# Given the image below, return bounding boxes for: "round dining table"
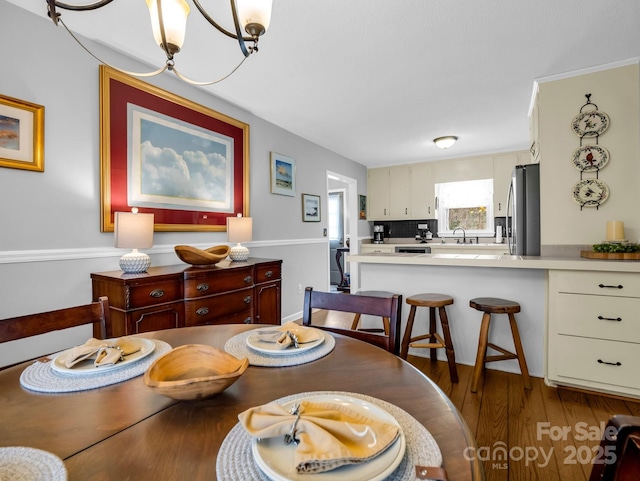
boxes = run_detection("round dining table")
[0,324,484,480]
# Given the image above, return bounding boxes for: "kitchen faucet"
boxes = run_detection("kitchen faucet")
[452,227,466,244]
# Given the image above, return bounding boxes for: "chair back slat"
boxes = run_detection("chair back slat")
[0,297,109,344]
[589,414,640,481]
[302,287,401,354]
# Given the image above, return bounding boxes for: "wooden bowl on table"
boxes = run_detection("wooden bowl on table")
[143,344,249,400]
[174,245,231,266]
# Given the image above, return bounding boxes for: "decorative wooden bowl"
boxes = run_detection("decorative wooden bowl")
[174,245,230,266]
[143,344,249,400]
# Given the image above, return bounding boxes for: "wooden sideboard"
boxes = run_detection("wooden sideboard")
[91,258,282,337]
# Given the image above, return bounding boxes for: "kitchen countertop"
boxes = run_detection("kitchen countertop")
[348,251,640,273]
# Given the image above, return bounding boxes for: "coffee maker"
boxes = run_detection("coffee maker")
[373,225,385,244]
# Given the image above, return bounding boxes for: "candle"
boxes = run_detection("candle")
[606,221,625,241]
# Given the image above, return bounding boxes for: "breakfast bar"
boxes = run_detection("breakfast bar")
[347,251,640,398]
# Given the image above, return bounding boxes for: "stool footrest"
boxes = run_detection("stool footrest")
[410,333,445,350]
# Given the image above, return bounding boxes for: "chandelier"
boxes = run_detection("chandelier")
[45,0,273,85]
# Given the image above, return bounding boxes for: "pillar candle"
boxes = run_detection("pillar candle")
[606,221,625,241]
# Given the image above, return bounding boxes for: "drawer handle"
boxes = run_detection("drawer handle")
[196,283,210,292]
[243,317,252,324]
[244,276,253,283]
[196,307,210,316]
[244,296,252,304]
[149,289,165,298]
[265,270,273,278]
[598,284,623,289]
[597,359,622,367]
[597,316,622,322]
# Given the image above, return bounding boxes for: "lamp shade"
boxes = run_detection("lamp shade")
[227,215,253,243]
[237,0,273,35]
[114,211,155,249]
[146,0,190,54]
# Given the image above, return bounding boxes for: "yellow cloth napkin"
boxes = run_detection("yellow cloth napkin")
[254,322,323,350]
[238,399,400,474]
[63,337,141,368]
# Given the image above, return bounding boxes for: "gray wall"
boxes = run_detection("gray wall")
[0,2,368,366]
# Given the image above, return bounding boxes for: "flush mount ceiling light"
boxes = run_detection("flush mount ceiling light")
[433,136,458,149]
[45,0,273,85]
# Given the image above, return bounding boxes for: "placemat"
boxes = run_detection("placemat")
[216,391,442,481]
[224,331,335,367]
[0,447,67,481]
[19,339,172,393]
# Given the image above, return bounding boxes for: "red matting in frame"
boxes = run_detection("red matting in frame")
[100,65,249,232]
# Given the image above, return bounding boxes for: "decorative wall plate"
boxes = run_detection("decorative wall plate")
[571,145,610,171]
[572,179,609,207]
[571,110,610,137]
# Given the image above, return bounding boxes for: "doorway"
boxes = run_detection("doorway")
[328,190,345,288]
[326,171,359,293]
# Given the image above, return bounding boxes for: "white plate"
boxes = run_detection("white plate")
[571,109,610,137]
[252,394,406,481]
[0,447,67,481]
[571,145,610,172]
[572,179,610,207]
[246,328,325,356]
[51,338,155,376]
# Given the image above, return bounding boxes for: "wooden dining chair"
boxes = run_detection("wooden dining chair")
[0,296,109,344]
[302,287,402,354]
[589,414,640,481]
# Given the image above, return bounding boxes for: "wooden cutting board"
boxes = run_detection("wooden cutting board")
[581,250,640,260]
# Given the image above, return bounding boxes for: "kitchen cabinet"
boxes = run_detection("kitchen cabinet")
[547,270,640,398]
[360,244,396,254]
[529,88,540,163]
[410,163,435,218]
[91,258,282,337]
[367,168,390,219]
[492,153,518,215]
[389,166,411,219]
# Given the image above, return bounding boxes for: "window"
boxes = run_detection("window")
[435,179,494,236]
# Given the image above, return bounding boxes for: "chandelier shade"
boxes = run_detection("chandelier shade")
[45,0,273,85]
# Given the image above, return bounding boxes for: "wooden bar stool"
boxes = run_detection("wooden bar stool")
[350,290,394,334]
[469,297,532,392]
[400,293,458,383]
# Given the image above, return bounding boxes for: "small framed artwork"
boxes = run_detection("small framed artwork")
[270,152,296,196]
[359,194,367,219]
[302,193,321,222]
[0,94,44,172]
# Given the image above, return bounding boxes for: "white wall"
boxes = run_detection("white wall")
[0,2,368,366]
[537,63,640,245]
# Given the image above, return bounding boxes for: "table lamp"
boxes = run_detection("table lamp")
[227,214,252,261]
[114,208,155,273]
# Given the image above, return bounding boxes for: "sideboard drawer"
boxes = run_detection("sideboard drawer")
[552,270,640,297]
[184,289,253,326]
[555,335,640,390]
[554,293,640,342]
[127,280,183,309]
[184,267,254,298]
[255,262,281,283]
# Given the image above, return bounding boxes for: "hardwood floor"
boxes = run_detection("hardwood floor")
[407,356,640,481]
[309,309,640,480]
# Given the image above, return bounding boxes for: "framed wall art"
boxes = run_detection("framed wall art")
[0,94,44,172]
[359,194,367,219]
[270,152,296,196]
[99,65,249,232]
[302,193,321,222]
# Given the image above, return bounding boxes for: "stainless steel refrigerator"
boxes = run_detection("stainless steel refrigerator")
[506,163,540,256]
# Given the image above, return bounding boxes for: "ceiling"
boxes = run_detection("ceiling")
[8,0,640,168]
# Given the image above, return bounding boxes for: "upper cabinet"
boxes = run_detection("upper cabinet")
[492,153,518,215]
[367,168,390,219]
[410,163,434,218]
[389,166,411,219]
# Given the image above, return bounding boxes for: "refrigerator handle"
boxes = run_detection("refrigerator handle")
[506,182,514,255]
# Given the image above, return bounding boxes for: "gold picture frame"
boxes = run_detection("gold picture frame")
[99,65,249,232]
[0,94,44,172]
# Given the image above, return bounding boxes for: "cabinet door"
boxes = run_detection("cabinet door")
[389,166,410,219]
[255,281,281,324]
[367,168,390,219]
[410,163,434,218]
[492,153,518,215]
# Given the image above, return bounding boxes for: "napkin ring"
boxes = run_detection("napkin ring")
[285,331,299,349]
